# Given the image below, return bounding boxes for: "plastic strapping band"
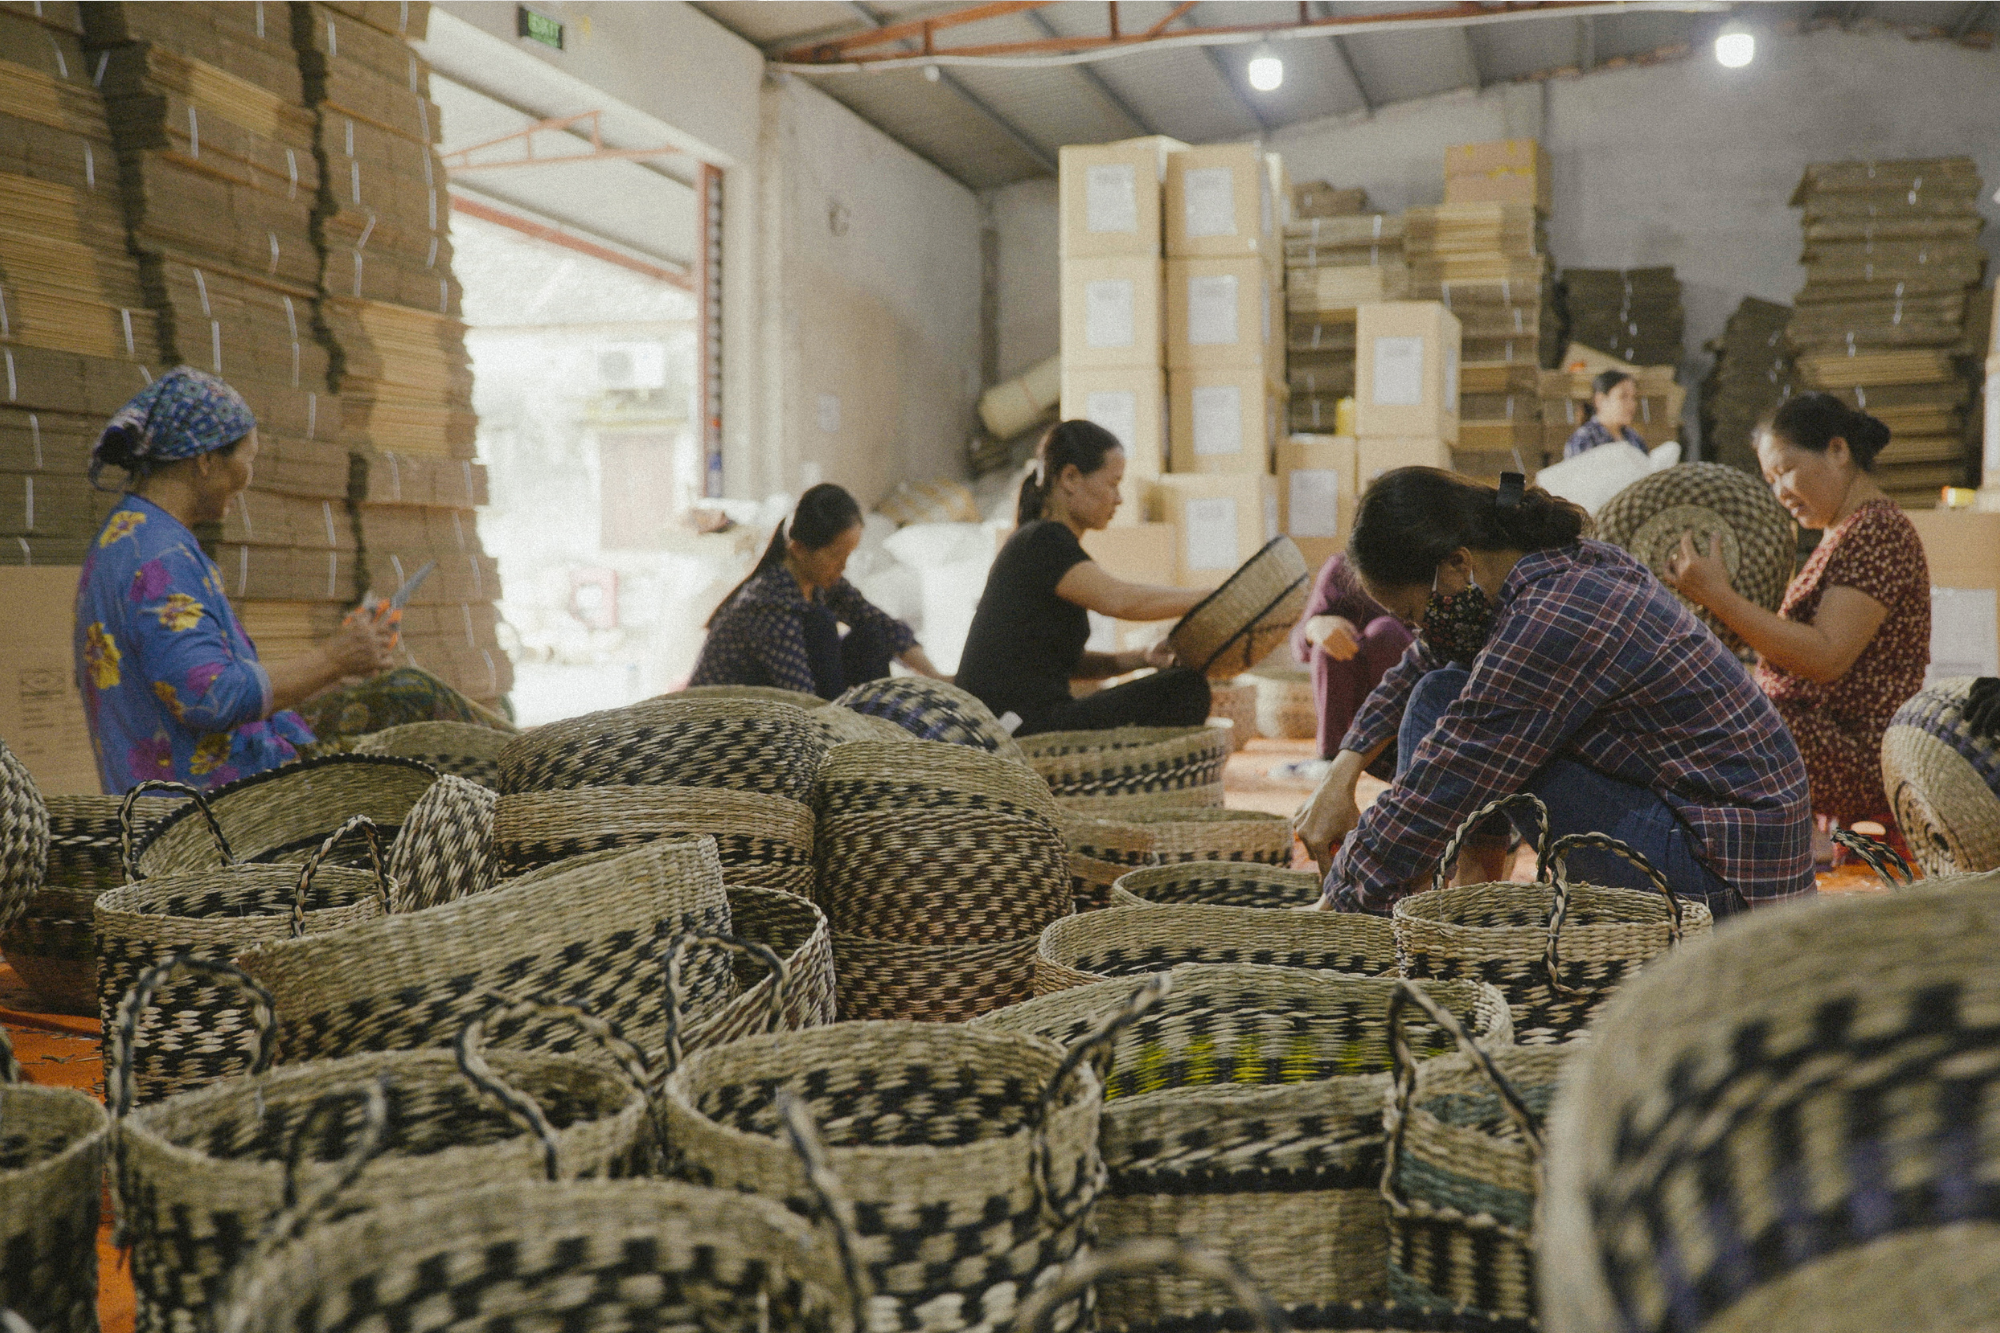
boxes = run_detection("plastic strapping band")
[462,461,474,505]
[83,142,94,189]
[286,149,297,199]
[351,160,361,205]
[92,52,106,87]
[289,339,299,388]
[470,555,483,598]
[28,414,41,469]
[357,213,376,251]
[282,296,297,340]
[326,17,337,57]
[345,117,354,158]
[121,309,134,356]
[387,453,401,501]
[188,106,199,157]
[426,236,438,269]
[0,286,10,339]
[268,231,280,275]
[210,320,222,374]
[24,475,34,530]
[327,551,338,599]
[307,392,317,440]
[193,268,211,316]
[462,602,476,646]
[44,30,66,79]
[451,510,466,550]
[237,544,249,597]
[352,251,363,297]
[323,501,337,548]
[236,492,252,539]
[255,0,264,39]
[16,537,30,565]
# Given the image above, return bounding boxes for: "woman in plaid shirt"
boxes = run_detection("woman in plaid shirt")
[1294,467,1813,916]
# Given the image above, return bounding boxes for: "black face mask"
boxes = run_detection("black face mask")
[1420,574,1493,664]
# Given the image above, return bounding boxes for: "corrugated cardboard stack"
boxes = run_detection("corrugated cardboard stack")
[1559,266,1684,368]
[293,1,507,705]
[1700,297,1793,474]
[0,2,159,565]
[1282,203,1403,436]
[1788,157,1987,508]
[79,0,355,642]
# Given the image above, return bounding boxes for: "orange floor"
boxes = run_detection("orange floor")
[10,739,1877,1324]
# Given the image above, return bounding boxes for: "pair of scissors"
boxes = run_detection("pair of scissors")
[345,559,435,649]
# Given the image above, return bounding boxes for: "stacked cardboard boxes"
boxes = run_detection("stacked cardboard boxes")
[1788,157,1987,508]
[1701,297,1794,474]
[1353,301,1460,489]
[1559,266,1685,368]
[1283,208,1403,435]
[0,3,159,565]
[292,2,506,706]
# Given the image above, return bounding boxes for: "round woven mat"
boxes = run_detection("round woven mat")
[1881,677,2000,877]
[1169,538,1311,679]
[1595,463,1794,653]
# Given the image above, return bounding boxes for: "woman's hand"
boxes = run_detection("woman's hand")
[1293,752,1364,876]
[899,645,950,681]
[1142,639,1179,671]
[325,615,397,677]
[1306,615,1360,661]
[1662,532,1732,608]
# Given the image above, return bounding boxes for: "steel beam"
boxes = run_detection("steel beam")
[845,1,1057,174]
[1022,5,1158,135]
[1953,2,1991,37]
[1460,25,1484,89]
[1315,2,1372,114]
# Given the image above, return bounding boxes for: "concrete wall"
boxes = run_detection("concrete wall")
[989,27,2000,449]
[991,177,1059,384]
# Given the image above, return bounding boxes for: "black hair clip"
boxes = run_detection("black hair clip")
[1496,472,1526,509]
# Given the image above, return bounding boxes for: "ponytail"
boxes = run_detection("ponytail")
[1763,391,1891,471]
[1348,467,1588,588]
[1018,419,1124,526]
[707,483,864,626]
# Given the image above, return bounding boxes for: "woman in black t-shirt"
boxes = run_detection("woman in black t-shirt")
[957,421,1212,736]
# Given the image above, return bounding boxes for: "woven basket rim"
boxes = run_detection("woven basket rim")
[134,753,440,866]
[93,861,385,925]
[1036,903,1394,968]
[1168,537,1311,675]
[0,1082,109,1174]
[1019,725,1229,757]
[1393,878,1713,932]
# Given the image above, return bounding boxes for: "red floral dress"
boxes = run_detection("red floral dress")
[1756,498,1930,825]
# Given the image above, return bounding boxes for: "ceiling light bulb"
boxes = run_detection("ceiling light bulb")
[1247,51,1283,92]
[1714,30,1754,68]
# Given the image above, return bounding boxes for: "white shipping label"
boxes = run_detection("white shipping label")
[1288,468,1342,538]
[1187,274,1240,346]
[1985,373,1999,480]
[1264,490,1279,542]
[1184,496,1240,571]
[1928,587,2000,683]
[1085,163,1139,234]
[1372,335,1427,407]
[1085,278,1137,348]
[1191,385,1244,456]
[1183,166,1237,238]
[1085,389,1139,453]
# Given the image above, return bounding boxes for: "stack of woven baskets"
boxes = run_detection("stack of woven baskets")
[1020,724,1234,817]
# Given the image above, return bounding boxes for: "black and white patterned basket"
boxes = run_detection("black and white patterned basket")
[352,719,511,788]
[0,737,49,933]
[384,772,498,911]
[497,696,826,800]
[834,676,1027,761]
[0,1022,109,1333]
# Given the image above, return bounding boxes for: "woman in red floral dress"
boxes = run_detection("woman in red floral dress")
[1667,393,1930,859]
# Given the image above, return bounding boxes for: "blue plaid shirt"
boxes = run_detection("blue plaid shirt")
[1330,541,1813,912]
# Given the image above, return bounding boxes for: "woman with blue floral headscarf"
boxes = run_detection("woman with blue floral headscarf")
[74,367,398,793]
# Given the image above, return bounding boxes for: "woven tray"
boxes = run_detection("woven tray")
[1881,676,2000,877]
[1168,538,1311,679]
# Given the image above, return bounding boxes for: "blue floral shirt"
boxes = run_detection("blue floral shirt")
[74,495,315,793]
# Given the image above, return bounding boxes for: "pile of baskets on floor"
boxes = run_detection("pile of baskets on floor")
[1,690,1992,1333]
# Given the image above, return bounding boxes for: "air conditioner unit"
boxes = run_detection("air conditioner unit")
[597,342,669,391]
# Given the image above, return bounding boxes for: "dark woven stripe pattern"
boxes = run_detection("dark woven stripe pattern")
[816,810,1073,943]
[497,701,825,800]
[0,1079,106,1333]
[0,740,50,934]
[1891,680,2000,791]
[831,934,1039,1022]
[834,677,1018,755]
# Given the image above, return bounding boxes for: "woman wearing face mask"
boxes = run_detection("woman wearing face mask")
[1293,467,1814,917]
[1563,369,1648,459]
[956,420,1212,736]
[1666,394,1928,859]
[691,482,945,698]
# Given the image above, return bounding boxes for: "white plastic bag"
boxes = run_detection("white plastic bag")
[1535,441,1681,515]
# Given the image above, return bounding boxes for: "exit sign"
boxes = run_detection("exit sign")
[517,6,563,49]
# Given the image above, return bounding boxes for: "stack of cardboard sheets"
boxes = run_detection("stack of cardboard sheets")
[0,2,158,565]
[1700,297,1794,474]
[1560,266,1684,368]
[1283,210,1402,434]
[1788,157,1986,506]
[292,0,506,706]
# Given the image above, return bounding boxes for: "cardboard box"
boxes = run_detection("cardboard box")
[1060,255,1163,370]
[1148,473,1280,587]
[1444,138,1552,214]
[1357,436,1453,484]
[1081,521,1176,584]
[1168,366,1281,475]
[1293,536,1344,575]
[1278,435,1357,546]
[1059,135,1186,259]
[0,566,99,795]
[1061,365,1166,497]
[1355,302,1461,442]
[1985,358,1998,490]
[1166,256,1277,371]
[1905,510,2000,679]
[1165,143,1274,260]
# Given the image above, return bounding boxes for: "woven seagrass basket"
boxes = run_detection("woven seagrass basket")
[1245,666,1319,741]
[216,1177,854,1333]
[672,683,830,709]
[1033,902,1395,995]
[1381,982,1571,1322]
[0,737,48,933]
[133,754,438,875]
[1065,808,1294,910]
[1168,538,1312,679]
[383,772,497,911]
[238,837,733,1069]
[0,793,170,1015]
[1542,872,2000,1333]
[834,675,1028,761]
[0,1022,109,1333]
[111,959,658,1333]
[976,965,1514,1326]
[1881,676,2000,877]
[1110,861,1323,910]
[1020,726,1233,815]
[1392,795,1712,1044]
[497,696,826,800]
[96,798,393,1105]
[351,719,510,788]
[811,704,919,747]
[492,783,816,893]
[664,983,1163,1333]
[1208,681,1259,751]
[680,886,838,1054]
[1595,462,1794,655]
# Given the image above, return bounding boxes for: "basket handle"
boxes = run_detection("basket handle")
[660,928,793,1077]
[1381,980,1543,1218]
[1433,793,1549,894]
[1014,1239,1285,1333]
[1033,972,1173,1227]
[1541,832,1683,999]
[777,1090,875,1333]
[109,953,277,1117]
[289,815,394,938]
[2,1310,38,1333]
[1831,828,1915,888]
[455,994,658,1182]
[120,779,234,882]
